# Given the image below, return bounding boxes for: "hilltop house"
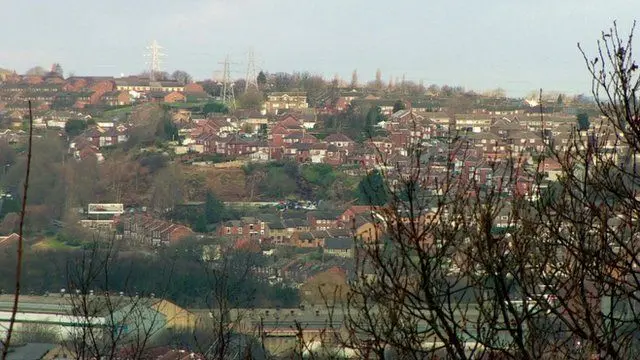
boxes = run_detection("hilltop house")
[263,92,309,115]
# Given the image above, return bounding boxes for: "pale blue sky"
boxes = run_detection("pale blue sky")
[1,0,639,96]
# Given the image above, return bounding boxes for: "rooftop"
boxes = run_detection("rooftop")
[0,294,158,317]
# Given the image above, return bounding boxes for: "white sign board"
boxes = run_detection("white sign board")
[87,203,124,215]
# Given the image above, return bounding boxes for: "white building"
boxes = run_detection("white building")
[0,294,166,342]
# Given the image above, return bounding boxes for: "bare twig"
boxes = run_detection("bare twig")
[1,101,33,359]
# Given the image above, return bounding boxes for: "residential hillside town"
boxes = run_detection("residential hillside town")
[0,63,618,358]
[4,0,640,355]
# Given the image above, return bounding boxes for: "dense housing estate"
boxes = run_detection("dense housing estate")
[0,60,628,360]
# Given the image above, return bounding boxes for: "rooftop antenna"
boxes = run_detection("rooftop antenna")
[145,40,165,81]
[245,48,259,93]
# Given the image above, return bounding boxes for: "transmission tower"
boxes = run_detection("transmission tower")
[245,49,259,92]
[145,40,165,81]
[219,55,236,110]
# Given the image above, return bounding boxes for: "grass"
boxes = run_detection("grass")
[102,105,134,119]
[162,101,212,111]
[32,237,79,250]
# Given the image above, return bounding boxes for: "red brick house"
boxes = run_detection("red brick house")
[324,133,355,155]
[101,91,131,106]
[365,136,393,154]
[291,229,351,248]
[225,135,260,156]
[63,78,88,92]
[23,76,44,85]
[283,132,317,146]
[334,97,350,112]
[218,217,269,243]
[122,215,193,247]
[309,143,328,163]
[184,83,205,93]
[307,211,341,230]
[269,125,289,147]
[194,133,218,154]
[324,145,346,166]
[283,142,312,162]
[164,91,186,103]
[339,205,373,224]
[89,80,116,105]
[277,114,301,125]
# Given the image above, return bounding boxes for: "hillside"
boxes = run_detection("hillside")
[182,165,248,201]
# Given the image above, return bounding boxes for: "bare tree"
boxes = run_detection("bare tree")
[157,245,269,360]
[1,102,33,360]
[324,21,640,360]
[61,237,169,360]
[171,70,193,85]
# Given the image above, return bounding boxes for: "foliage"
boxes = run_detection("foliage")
[301,164,338,199]
[257,71,267,87]
[156,113,179,141]
[170,70,192,84]
[237,89,263,110]
[202,101,229,115]
[332,22,640,360]
[137,153,168,173]
[64,119,88,137]
[51,63,63,77]
[205,190,225,224]
[301,164,336,188]
[356,170,388,206]
[0,197,19,220]
[392,99,406,113]
[0,246,300,309]
[0,140,16,166]
[201,80,219,97]
[193,215,207,233]
[261,167,297,199]
[25,66,46,76]
[364,105,385,140]
[577,112,590,130]
[2,137,66,228]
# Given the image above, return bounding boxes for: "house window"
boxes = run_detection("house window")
[226,227,231,234]
[238,228,243,234]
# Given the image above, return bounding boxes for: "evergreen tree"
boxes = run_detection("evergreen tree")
[52,63,64,78]
[357,170,388,206]
[194,215,207,233]
[393,100,406,113]
[257,71,267,88]
[205,190,225,224]
[577,113,590,130]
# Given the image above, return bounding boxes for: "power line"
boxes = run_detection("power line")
[245,49,259,92]
[144,40,165,81]
[218,55,237,110]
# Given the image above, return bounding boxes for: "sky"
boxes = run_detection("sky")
[1,0,639,97]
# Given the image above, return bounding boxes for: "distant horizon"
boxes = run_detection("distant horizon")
[0,64,598,100]
[2,1,639,98]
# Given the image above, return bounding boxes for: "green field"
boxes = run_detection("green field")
[32,237,79,250]
[102,105,134,119]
